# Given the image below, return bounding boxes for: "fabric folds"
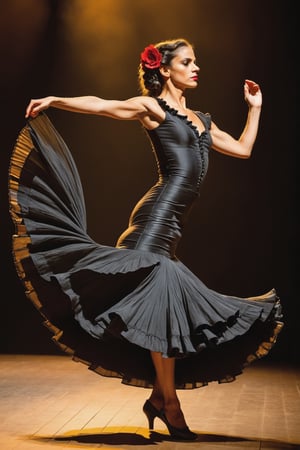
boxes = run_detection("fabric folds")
[8,112,283,389]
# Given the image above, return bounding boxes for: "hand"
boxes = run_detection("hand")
[244,79,262,108]
[25,96,54,118]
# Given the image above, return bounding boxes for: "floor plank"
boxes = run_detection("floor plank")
[0,354,299,449]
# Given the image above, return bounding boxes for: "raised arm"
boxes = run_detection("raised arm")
[210,79,262,159]
[25,95,162,122]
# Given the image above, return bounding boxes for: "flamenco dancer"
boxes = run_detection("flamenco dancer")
[9,38,283,441]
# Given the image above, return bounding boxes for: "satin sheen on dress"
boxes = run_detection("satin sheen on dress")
[8,98,283,388]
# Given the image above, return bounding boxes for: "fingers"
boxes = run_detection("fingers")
[244,79,260,95]
[25,99,46,118]
[25,100,37,118]
[25,108,34,119]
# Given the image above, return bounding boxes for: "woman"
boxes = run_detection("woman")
[9,38,283,441]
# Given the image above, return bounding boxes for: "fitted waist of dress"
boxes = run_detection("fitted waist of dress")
[156,175,202,195]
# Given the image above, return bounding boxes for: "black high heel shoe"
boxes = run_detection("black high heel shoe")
[143,400,162,430]
[159,410,198,441]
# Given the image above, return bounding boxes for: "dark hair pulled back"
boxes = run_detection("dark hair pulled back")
[138,38,192,97]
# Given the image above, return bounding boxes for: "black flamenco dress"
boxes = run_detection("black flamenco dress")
[8,98,283,388]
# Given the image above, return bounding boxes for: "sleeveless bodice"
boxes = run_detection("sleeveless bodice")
[116,98,212,258]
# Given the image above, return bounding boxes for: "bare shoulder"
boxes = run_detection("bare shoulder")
[129,96,163,113]
[129,96,165,128]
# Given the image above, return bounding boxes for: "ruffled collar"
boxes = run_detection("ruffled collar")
[156,97,205,139]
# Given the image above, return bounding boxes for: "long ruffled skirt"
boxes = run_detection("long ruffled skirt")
[8,113,283,389]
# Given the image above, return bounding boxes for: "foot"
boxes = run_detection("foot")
[159,408,198,441]
[163,404,188,430]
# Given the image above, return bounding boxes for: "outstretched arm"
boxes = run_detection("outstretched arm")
[210,79,262,159]
[25,95,157,121]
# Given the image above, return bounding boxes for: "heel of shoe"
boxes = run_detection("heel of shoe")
[143,400,160,430]
[144,411,154,430]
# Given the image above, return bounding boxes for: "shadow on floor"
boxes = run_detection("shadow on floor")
[28,429,300,449]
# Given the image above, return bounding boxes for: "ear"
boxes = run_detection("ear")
[159,65,170,79]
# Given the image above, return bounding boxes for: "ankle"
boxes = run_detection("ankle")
[163,403,187,428]
[164,398,181,411]
[148,395,163,409]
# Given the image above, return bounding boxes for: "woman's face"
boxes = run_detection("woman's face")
[166,45,200,90]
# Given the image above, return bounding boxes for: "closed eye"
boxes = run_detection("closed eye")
[182,58,197,66]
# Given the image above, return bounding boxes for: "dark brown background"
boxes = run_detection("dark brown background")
[1,0,297,363]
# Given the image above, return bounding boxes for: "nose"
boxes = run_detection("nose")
[193,63,200,72]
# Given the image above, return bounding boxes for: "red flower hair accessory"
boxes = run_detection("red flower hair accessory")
[140,44,162,70]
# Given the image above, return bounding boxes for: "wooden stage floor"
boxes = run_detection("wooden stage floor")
[0,354,299,450]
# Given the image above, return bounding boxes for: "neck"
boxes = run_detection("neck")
[160,85,187,110]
